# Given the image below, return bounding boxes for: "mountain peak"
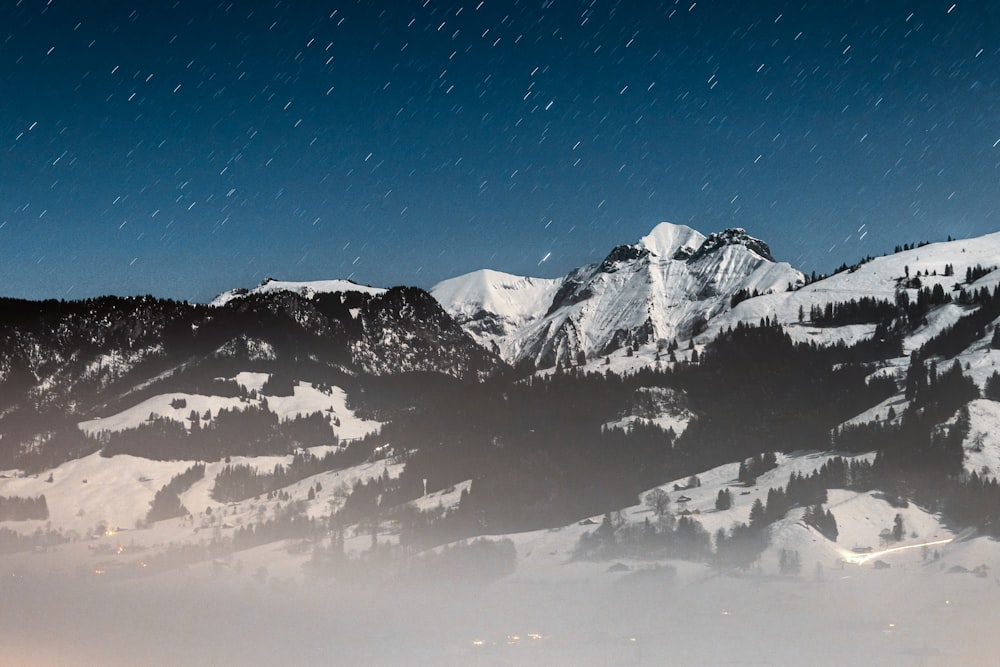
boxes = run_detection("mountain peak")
[689,228,774,263]
[637,222,706,260]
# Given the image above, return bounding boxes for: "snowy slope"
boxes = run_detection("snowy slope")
[709,232,1000,350]
[960,399,1000,477]
[502,449,960,584]
[510,224,801,366]
[0,450,400,544]
[431,269,562,322]
[0,448,971,576]
[211,278,386,306]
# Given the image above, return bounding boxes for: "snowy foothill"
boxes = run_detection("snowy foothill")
[407,479,472,514]
[502,449,947,582]
[0,451,195,537]
[0,447,403,551]
[77,392,249,436]
[78,375,382,444]
[264,382,382,442]
[3,441,1000,666]
[210,278,386,307]
[710,233,1000,351]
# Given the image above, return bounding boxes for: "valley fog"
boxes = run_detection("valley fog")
[3,550,998,666]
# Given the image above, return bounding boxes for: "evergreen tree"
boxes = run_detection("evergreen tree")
[803,503,838,541]
[715,488,732,511]
[985,371,1000,401]
[748,498,766,532]
[824,508,839,542]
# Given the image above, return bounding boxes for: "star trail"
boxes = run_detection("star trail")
[2,0,999,301]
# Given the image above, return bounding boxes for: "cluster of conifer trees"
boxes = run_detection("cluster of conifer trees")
[98,406,336,461]
[210,445,370,503]
[0,494,48,521]
[146,463,205,523]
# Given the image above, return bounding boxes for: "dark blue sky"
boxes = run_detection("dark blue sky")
[2,0,999,301]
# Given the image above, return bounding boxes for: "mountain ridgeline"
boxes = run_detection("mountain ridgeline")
[431,223,802,367]
[3,223,1000,560]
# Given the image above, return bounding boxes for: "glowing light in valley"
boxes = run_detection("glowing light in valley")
[840,537,954,565]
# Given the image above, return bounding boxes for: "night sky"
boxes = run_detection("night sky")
[2,1,999,302]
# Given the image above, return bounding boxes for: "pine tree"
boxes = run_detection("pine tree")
[824,509,839,542]
[764,487,789,523]
[715,488,732,511]
[985,371,1000,400]
[748,498,766,532]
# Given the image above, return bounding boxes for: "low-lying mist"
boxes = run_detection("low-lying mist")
[3,554,998,666]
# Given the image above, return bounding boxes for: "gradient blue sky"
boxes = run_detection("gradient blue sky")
[2,0,999,302]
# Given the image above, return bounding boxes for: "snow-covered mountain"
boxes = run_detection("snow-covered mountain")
[432,222,804,366]
[429,269,563,358]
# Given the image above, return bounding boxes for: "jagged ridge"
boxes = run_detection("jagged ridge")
[433,222,802,367]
